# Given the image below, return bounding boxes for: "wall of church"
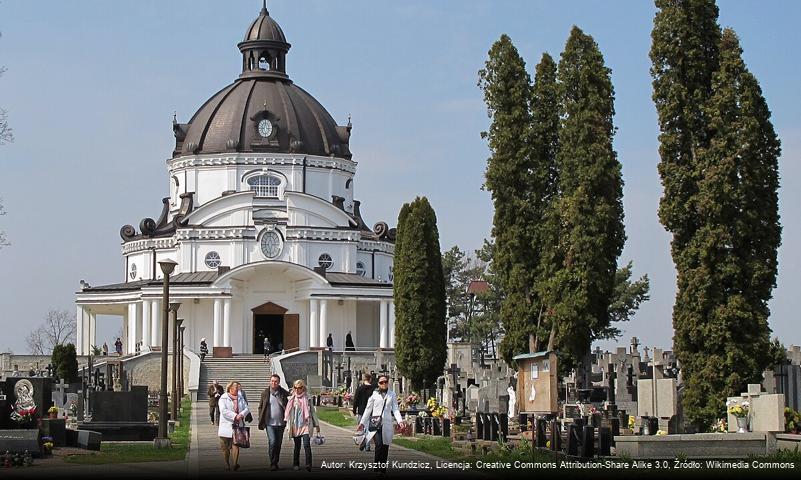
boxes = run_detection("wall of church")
[356,302,380,348]
[297,240,357,273]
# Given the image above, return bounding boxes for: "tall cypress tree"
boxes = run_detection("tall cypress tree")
[679,28,782,426]
[650,0,722,428]
[544,26,625,369]
[479,37,561,364]
[394,197,447,389]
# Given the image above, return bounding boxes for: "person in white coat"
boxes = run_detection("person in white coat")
[357,374,405,474]
[218,381,250,471]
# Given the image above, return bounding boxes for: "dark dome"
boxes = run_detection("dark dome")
[171,5,352,160]
[244,5,286,43]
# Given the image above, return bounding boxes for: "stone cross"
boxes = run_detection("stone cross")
[630,337,640,354]
[447,363,461,387]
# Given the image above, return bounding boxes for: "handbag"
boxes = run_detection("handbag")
[312,433,325,445]
[233,425,250,448]
[231,394,251,448]
[368,396,388,432]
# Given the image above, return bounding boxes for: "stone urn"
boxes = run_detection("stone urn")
[736,416,748,433]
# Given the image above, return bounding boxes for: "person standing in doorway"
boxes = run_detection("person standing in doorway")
[352,373,375,451]
[258,374,289,470]
[218,381,250,471]
[263,336,272,360]
[114,337,123,356]
[208,380,223,424]
[102,342,108,356]
[326,333,334,351]
[284,379,320,472]
[345,331,355,351]
[200,338,208,362]
[357,374,404,475]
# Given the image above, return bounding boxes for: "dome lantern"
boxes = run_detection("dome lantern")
[238,1,291,79]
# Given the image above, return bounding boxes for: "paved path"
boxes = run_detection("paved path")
[188,401,472,478]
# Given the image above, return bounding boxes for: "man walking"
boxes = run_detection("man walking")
[208,380,223,424]
[357,374,404,475]
[352,373,375,451]
[258,374,289,470]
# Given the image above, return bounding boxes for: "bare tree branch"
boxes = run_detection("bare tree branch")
[0,199,8,249]
[25,309,77,355]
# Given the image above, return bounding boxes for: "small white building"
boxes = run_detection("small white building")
[75,5,397,359]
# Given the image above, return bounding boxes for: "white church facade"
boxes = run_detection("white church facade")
[75,5,398,360]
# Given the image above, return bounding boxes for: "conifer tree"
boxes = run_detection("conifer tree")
[543,26,625,369]
[393,197,447,389]
[478,38,559,364]
[679,29,781,426]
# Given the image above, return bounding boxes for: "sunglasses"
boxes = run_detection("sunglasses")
[378,380,388,384]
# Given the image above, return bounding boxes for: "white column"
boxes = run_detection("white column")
[142,299,152,348]
[213,298,222,348]
[223,298,232,348]
[379,300,388,349]
[151,299,161,347]
[319,299,328,349]
[309,299,319,348]
[128,303,137,354]
[76,306,85,356]
[389,301,396,348]
[89,311,97,353]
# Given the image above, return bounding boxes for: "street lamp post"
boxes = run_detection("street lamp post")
[172,316,183,422]
[178,324,186,412]
[154,259,177,449]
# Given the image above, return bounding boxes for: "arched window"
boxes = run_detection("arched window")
[356,261,366,277]
[205,251,221,269]
[247,175,281,198]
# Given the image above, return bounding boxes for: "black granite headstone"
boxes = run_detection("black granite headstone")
[482,413,491,440]
[89,386,148,422]
[518,413,528,432]
[40,418,67,447]
[0,430,40,456]
[580,426,595,458]
[499,413,508,440]
[432,418,441,436]
[475,414,484,440]
[490,414,499,441]
[535,418,548,448]
[566,424,580,456]
[598,427,612,456]
[549,418,561,451]
[442,419,450,437]
[77,430,102,451]
[609,417,620,438]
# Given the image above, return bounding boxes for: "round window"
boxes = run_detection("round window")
[130,264,137,280]
[260,230,282,259]
[318,253,333,270]
[356,261,366,277]
[205,251,221,269]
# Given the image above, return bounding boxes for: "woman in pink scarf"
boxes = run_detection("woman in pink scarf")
[284,379,320,471]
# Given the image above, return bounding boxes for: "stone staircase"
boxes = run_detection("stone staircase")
[197,355,272,401]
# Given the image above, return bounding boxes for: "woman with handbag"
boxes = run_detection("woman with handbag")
[283,379,320,472]
[357,374,405,475]
[218,381,251,471]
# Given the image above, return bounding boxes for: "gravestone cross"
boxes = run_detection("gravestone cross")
[630,337,640,354]
[447,363,461,387]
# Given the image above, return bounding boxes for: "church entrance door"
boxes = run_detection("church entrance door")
[251,302,298,354]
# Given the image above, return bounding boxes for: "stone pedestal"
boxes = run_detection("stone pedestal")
[213,347,233,358]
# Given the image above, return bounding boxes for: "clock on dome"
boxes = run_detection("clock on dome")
[258,119,273,138]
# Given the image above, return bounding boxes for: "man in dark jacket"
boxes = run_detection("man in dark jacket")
[258,374,289,470]
[208,380,223,424]
[352,373,375,451]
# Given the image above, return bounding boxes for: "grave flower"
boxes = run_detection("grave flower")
[726,400,749,418]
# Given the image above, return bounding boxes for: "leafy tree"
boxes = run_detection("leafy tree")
[394,197,447,389]
[541,26,625,371]
[603,263,651,340]
[767,338,788,367]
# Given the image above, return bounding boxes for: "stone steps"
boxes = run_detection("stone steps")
[198,355,272,401]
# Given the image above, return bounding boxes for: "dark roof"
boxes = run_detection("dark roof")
[325,272,393,288]
[81,271,218,293]
[172,6,352,160]
[244,6,286,43]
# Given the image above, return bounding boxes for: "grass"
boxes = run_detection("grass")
[316,406,359,427]
[394,436,468,461]
[64,396,192,465]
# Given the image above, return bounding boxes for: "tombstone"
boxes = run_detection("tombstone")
[726,384,785,433]
[580,426,595,458]
[466,385,479,414]
[566,424,580,456]
[498,413,509,440]
[40,418,67,447]
[598,427,612,456]
[535,418,548,448]
[518,413,528,432]
[79,386,156,440]
[4,377,54,425]
[0,430,41,456]
[432,418,441,436]
[482,413,491,440]
[442,418,451,437]
[76,430,102,451]
[489,414,499,441]
[549,418,561,451]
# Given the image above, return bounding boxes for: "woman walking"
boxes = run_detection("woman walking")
[218,381,250,471]
[357,374,405,475]
[284,379,320,471]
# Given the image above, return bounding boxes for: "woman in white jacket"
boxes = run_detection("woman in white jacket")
[218,381,250,471]
[357,374,405,474]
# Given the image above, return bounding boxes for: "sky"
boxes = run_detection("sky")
[0,1,799,355]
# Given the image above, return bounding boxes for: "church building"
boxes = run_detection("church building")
[75,5,398,362]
